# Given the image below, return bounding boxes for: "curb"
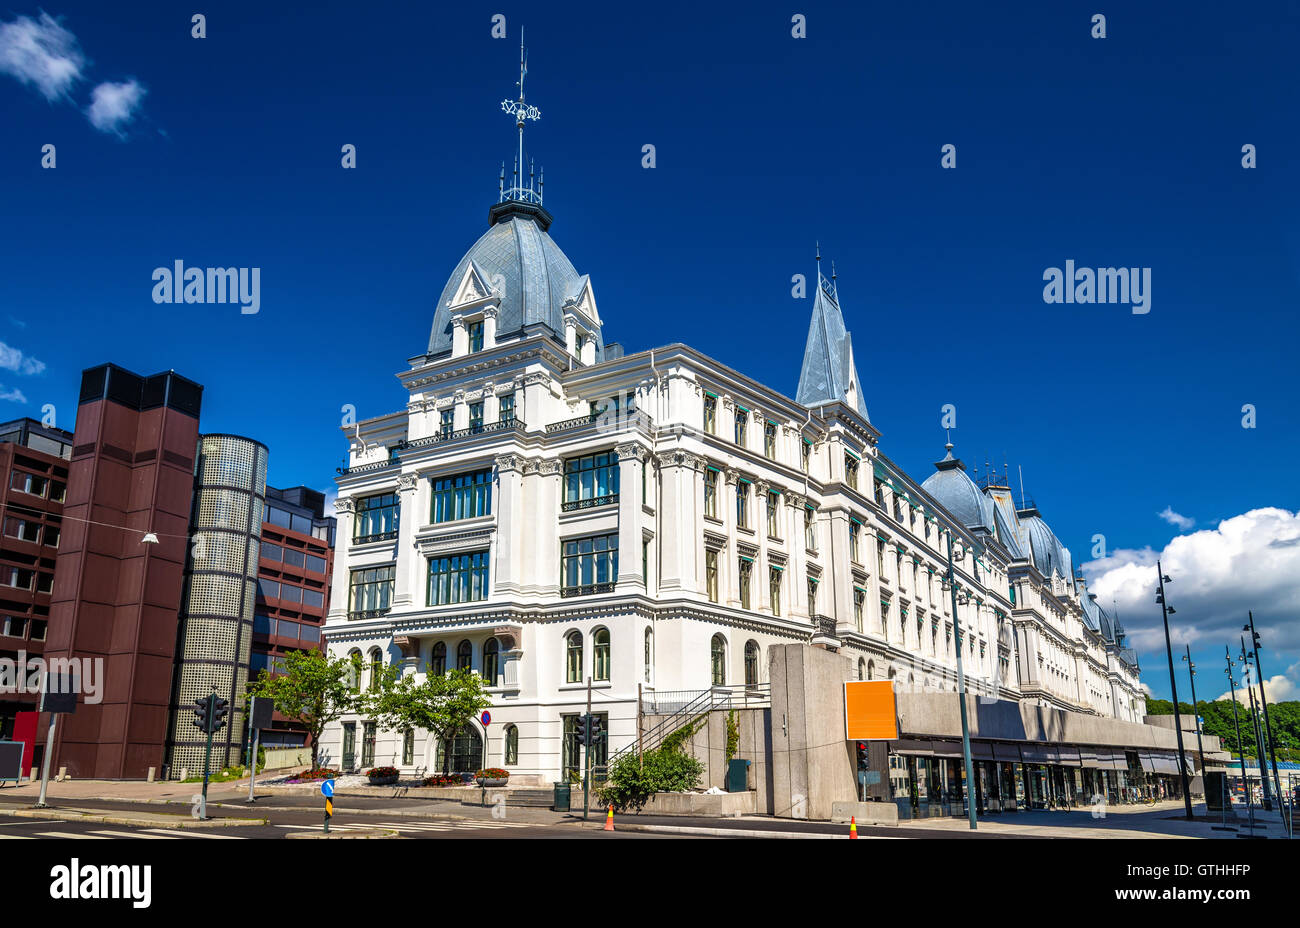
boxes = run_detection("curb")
[285,829,400,840]
[0,807,265,829]
[609,822,848,839]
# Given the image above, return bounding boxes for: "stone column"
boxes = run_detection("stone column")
[452,389,467,431]
[786,492,808,618]
[451,316,467,357]
[722,467,740,605]
[752,479,770,613]
[483,305,498,349]
[392,472,419,608]
[493,453,523,594]
[535,459,562,593]
[563,313,577,356]
[483,381,499,424]
[654,451,698,593]
[616,443,647,590]
[330,497,356,619]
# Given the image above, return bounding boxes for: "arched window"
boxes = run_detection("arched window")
[711,635,726,686]
[644,628,653,683]
[368,648,383,691]
[348,649,363,693]
[456,639,472,672]
[867,660,875,681]
[745,641,760,687]
[483,637,499,686]
[858,658,866,681]
[503,724,519,765]
[593,628,610,682]
[430,641,446,676]
[566,631,583,684]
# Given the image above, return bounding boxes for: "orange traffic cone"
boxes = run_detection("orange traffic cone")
[604,807,615,831]
[849,816,858,839]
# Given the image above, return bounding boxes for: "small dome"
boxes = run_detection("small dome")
[1021,513,1073,580]
[921,445,995,534]
[426,209,600,358]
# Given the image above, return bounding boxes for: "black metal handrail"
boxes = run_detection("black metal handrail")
[347,609,390,620]
[609,684,773,769]
[404,418,526,449]
[560,582,616,598]
[813,614,837,638]
[353,531,398,545]
[561,494,618,513]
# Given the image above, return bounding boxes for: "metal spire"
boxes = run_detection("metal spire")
[500,28,542,204]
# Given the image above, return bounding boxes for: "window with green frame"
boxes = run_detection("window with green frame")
[350,565,394,615]
[854,588,865,631]
[504,724,518,765]
[565,630,583,683]
[845,453,859,490]
[850,521,861,562]
[483,637,500,685]
[711,635,726,685]
[353,492,399,542]
[362,721,376,767]
[738,558,753,609]
[426,551,489,605]
[402,729,414,765]
[467,320,484,353]
[468,401,484,432]
[764,421,777,459]
[439,408,454,438]
[734,408,747,445]
[498,392,515,423]
[769,567,782,616]
[804,506,816,551]
[704,468,719,518]
[431,469,492,523]
[807,577,818,615]
[561,533,618,593]
[736,480,751,529]
[563,451,619,509]
[593,628,610,681]
[766,491,780,537]
[705,549,719,602]
[704,394,717,433]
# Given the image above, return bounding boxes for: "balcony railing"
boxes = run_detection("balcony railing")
[812,614,838,639]
[561,494,618,513]
[546,409,653,435]
[337,420,526,474]
[347,609,391,621]
[353,530,398,545]
[560,582,616,598]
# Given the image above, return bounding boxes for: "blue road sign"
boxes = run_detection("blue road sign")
[320,779,334,798]
[481,710,491,727]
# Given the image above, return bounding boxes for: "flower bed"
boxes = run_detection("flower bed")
[422,774,472,788]
[285,767,340,783]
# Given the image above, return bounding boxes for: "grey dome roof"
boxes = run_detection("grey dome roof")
[1021,513,1073,580]
[921,446,995,534]
[426,210,600,357]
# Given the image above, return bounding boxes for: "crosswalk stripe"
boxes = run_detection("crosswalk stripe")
[139,829,244,840]
[0,834,32,839]
[37,831,108,839]
[88,830,178,839]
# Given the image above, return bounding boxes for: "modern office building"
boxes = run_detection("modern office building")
[0,418,72,747]
[163,434,268,775]
[44,364,204,779]
[319,53,1147,786]
[252,485,335,748]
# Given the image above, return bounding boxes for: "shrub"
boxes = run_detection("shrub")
[367,766,400,779]
[476,768,509,779]
[423,774,466,787]
[597,748,703,813]
[287,767,339,783]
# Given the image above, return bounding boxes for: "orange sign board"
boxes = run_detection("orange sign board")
[844,681,898,740]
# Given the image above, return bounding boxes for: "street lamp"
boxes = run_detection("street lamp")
[1239,639,1273,811]
[1155,562,1194,819]
[1225,648,1255,829]
[1243,612,1284,819]
[1180,646,1205,790]
[945,533,978,831]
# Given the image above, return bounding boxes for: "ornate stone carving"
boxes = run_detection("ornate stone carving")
[393,635,419,658]
[334,496,356,514]
[494,453,522,472]
[397,473,418,493]
[537,458,562,475]
[654,450,699,470]
[723,466,739,485]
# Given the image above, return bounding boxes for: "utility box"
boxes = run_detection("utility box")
[727,758,751,793]
[553,782,571,812]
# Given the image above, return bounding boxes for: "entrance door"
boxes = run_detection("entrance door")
[435,725,484,775]
[342,722,356,771]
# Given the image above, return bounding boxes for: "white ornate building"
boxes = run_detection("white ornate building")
[319,58,1144,784]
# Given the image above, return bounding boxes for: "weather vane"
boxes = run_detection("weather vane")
[499,28,542,204]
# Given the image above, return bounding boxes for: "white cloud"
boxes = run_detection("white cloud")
[1214,674,1297,704]
[1080,508,1300,655]
[0,385,28,404]
[0,12,85,101]
[1158,506,1195,531]
[86,79,145,135]
[0,341,45,375]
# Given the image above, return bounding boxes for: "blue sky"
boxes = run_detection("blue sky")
[2,1,1297,701]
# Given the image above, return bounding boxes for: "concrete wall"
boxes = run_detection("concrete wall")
[769,643,858,820]
[263,746,312,771]
[641,707,771,813]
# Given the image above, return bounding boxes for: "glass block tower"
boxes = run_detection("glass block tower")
[166,434,268,775]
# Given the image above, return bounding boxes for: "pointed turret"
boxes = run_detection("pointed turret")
[795,254,870,421]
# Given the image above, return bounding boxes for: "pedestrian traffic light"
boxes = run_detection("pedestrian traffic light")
[856,741,868,771]
[588,715,603,744]
[192,696,212,733]
[574,714,589,746]
[211,696,229,732]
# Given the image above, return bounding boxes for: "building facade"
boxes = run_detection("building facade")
[319,57,1145,783]
[0,418,72,745]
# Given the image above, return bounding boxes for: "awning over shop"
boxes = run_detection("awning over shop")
[1020,745,1053,764]
[889,739,935,756]
[1153,754,1181,775]
[992,744,1022,762]
[929,741,963,758]
[1138,750,1158,773]
[1078,749,1101,769]
[1093,750,1127,770]
[1055,747,1082,767]
[971,742,995,761]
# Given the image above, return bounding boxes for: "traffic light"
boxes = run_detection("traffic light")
[588,715,603,745]
[856,742,868,771]
[574,714,589,746]
[192,696,212,733]
[210,696,229,733]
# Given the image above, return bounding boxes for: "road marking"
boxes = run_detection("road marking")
[0,834,32,839]
[88,830,178,839]
[36,831,109,839]
[140,828,244,839]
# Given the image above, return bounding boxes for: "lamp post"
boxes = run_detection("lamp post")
[1154,562,1193,819]
[1240,638,1272,811]
[1244,612,1284,818]
[1225,648,1254,832]
[945,532,977,831]
[1181,645,1205,797]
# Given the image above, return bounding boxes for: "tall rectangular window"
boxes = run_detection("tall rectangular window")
[426,550,490,605]
[764,421,777,459]
[353,492,399,542]
[705,550,719,603]
[561,534,619,594]
[736,481,751,529]
[467,320,484,353]
[738,558,752,609]
[766,491,780,538]
[808,578,818,615]
[431,469,492,523]
[563,451,619,510]
[734,408,748,446]
[704,468,719,518]
[850,521,860,562]
[804,506,816,551]
[440,408,454,438]
[402,730,414,765]
[769,567,782,616]
[845,454,859,490]
[801,439,811,474]
[704,394,717,433]
[468,401,484,432]
[498,393,515,423]
[854,589,865,631]
[349,565,395,616]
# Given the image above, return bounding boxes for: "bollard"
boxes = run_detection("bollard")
[147,767,156,783]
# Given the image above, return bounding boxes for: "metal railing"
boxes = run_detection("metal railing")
[559,582,616,598]
[561,494,618,513]
[813,614,838,639]
[606,684,772,770]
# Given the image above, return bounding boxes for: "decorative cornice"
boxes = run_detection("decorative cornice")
[615,441,648,462]
[537,458,562,476]
[335,497,356,514]
[495,453,523,472]
[397,473,418,493]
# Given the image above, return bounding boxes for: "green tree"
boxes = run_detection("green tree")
[248,649,360,771]
[362,667,491,775]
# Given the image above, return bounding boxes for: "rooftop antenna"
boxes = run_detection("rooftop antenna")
[1018,464,1026,509]
[500,27,542,204]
